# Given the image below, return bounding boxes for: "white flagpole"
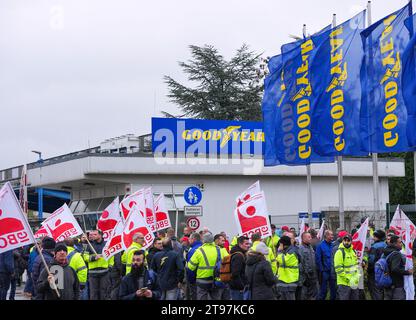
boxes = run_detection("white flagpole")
[366,1,381,219]
[332,13,346,230]
[303,23,314,229]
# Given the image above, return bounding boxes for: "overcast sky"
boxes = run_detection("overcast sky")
[0,0,410,169]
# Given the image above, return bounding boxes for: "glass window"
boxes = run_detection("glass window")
[74,200,89,213]
[168,210,177,233]
[85,198,102,213]
[98,197,118,211]
[74,215,86,231]
[83,213,99,231]
[69,201,79,212]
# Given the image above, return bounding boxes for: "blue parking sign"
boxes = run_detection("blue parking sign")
[184,186,202,205]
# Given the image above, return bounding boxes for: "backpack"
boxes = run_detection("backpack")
[374,252,395,288]
[219,252,244,283]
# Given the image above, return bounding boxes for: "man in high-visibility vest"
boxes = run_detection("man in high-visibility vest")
[64,238,88,291]
[214,233,230,299]
[265,224,280,257]
[187,232,227,300]
[82,230,111,300]
[251,233,277,275]
[122,232,147,275]
[333,234,360,300]
[276,235,300,300]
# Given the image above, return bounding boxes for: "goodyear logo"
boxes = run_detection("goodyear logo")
[182,126,265,148]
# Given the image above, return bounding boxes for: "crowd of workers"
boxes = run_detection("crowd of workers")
[0,222,415,301]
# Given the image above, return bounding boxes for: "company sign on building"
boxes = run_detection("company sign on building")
[152,117,264,156]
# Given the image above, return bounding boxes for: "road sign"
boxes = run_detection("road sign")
[186,217,200,231]
[184,186,202,205]
[298,212,321,219]
[184,206,203,216]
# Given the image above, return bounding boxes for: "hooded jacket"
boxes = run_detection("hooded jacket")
[245,251,277,300]
[36,259,80,300]
[0,251,14,274]
[229,245,248,290]
[383,245,411,288]
[32,250,54,285]
[118,267,161,300]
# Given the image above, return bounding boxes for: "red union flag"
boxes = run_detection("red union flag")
[154,193,171,231]
[97,197,120,240]
[144,187,156,232]
[34,226,50,240]
[122,205,154,250]
[352,218,369,264]
[390,205,416,240]
[234,191,271,239]
[0,182,35,253]
[236,181,261,207]
[103,220,125,260]
[120,189,146,222]
[42,204,83,242]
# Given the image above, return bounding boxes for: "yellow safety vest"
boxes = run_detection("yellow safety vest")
[265,234,280,256]
[67,246,88,285]
[187,243,227,283]
[276,247,299,285]
[251,241,277,275]
[121,242,146,275]
[334,243,360,287]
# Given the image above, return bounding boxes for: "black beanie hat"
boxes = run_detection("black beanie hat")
[280,235,292,247]
[373,230,386,240]
[54,243,68,254]
[42,237,56,250]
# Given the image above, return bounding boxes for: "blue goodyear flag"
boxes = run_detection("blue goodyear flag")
[402,13,416,148]
[276,27,334,165]
[262,54,284,166]
[360,3,413,153]
[311,11,368,156]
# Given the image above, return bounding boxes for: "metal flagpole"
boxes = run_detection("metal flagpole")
[332,14,346,230]
[367,1,381,218]
[302,24,314,228]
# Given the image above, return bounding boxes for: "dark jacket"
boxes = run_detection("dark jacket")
[330,239,342,278]
[0,251,15,274]
[36,259,80,300]
[151,247,184,291]
[315,240,333,273]
[245,251,277,300]
[368,240,387,273]
[229,245,247,290]
[87,239,106,255]
[299,243,317,281]
[146,247,162,266]
[384,245,411,288]
[13,248,28,278]
[118,268,161,300]
[28,247,40,274]
[32,250,54,285]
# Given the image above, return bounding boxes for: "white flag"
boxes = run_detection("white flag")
[236,181,261,207]
[352,218,368,264]
[234,191,272,239]
[317,219,325,240]
[297,218,307,244]
[102,220,125,261]
[404,221,415,300]
[144,187,157,232]
[42,203,84,242]
[0,182,35,254]
[390,205,416,240]
[154,193,172,231]
[120,189,146,222]
[122,205,155,250]
[97,197,120,241]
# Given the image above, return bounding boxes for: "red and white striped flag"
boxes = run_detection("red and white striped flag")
[0,182,35,254]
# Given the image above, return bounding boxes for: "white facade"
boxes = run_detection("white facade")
[24,154,404,237]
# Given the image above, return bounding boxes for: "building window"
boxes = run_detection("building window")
[74,199,89,213]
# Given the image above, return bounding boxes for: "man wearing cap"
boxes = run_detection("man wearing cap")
[36,244,80,300]
[333,234,360,300]
[367,230,387,300]
[187,232,227,300]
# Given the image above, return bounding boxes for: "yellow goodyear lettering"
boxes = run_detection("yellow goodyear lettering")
[326,25,346,152]
[379,15,400,148]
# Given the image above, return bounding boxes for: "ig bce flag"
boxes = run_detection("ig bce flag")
[360,3,413,153]
[311,11,367,156]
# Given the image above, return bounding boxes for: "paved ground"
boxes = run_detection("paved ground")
[6,284,30,301]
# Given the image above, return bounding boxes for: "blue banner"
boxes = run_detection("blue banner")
[152,117,264,156]
[360,3,413,153]
[262,55,284,166]
[311,11,367,156]
[402,13,416,148]
[275,27,334,165]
